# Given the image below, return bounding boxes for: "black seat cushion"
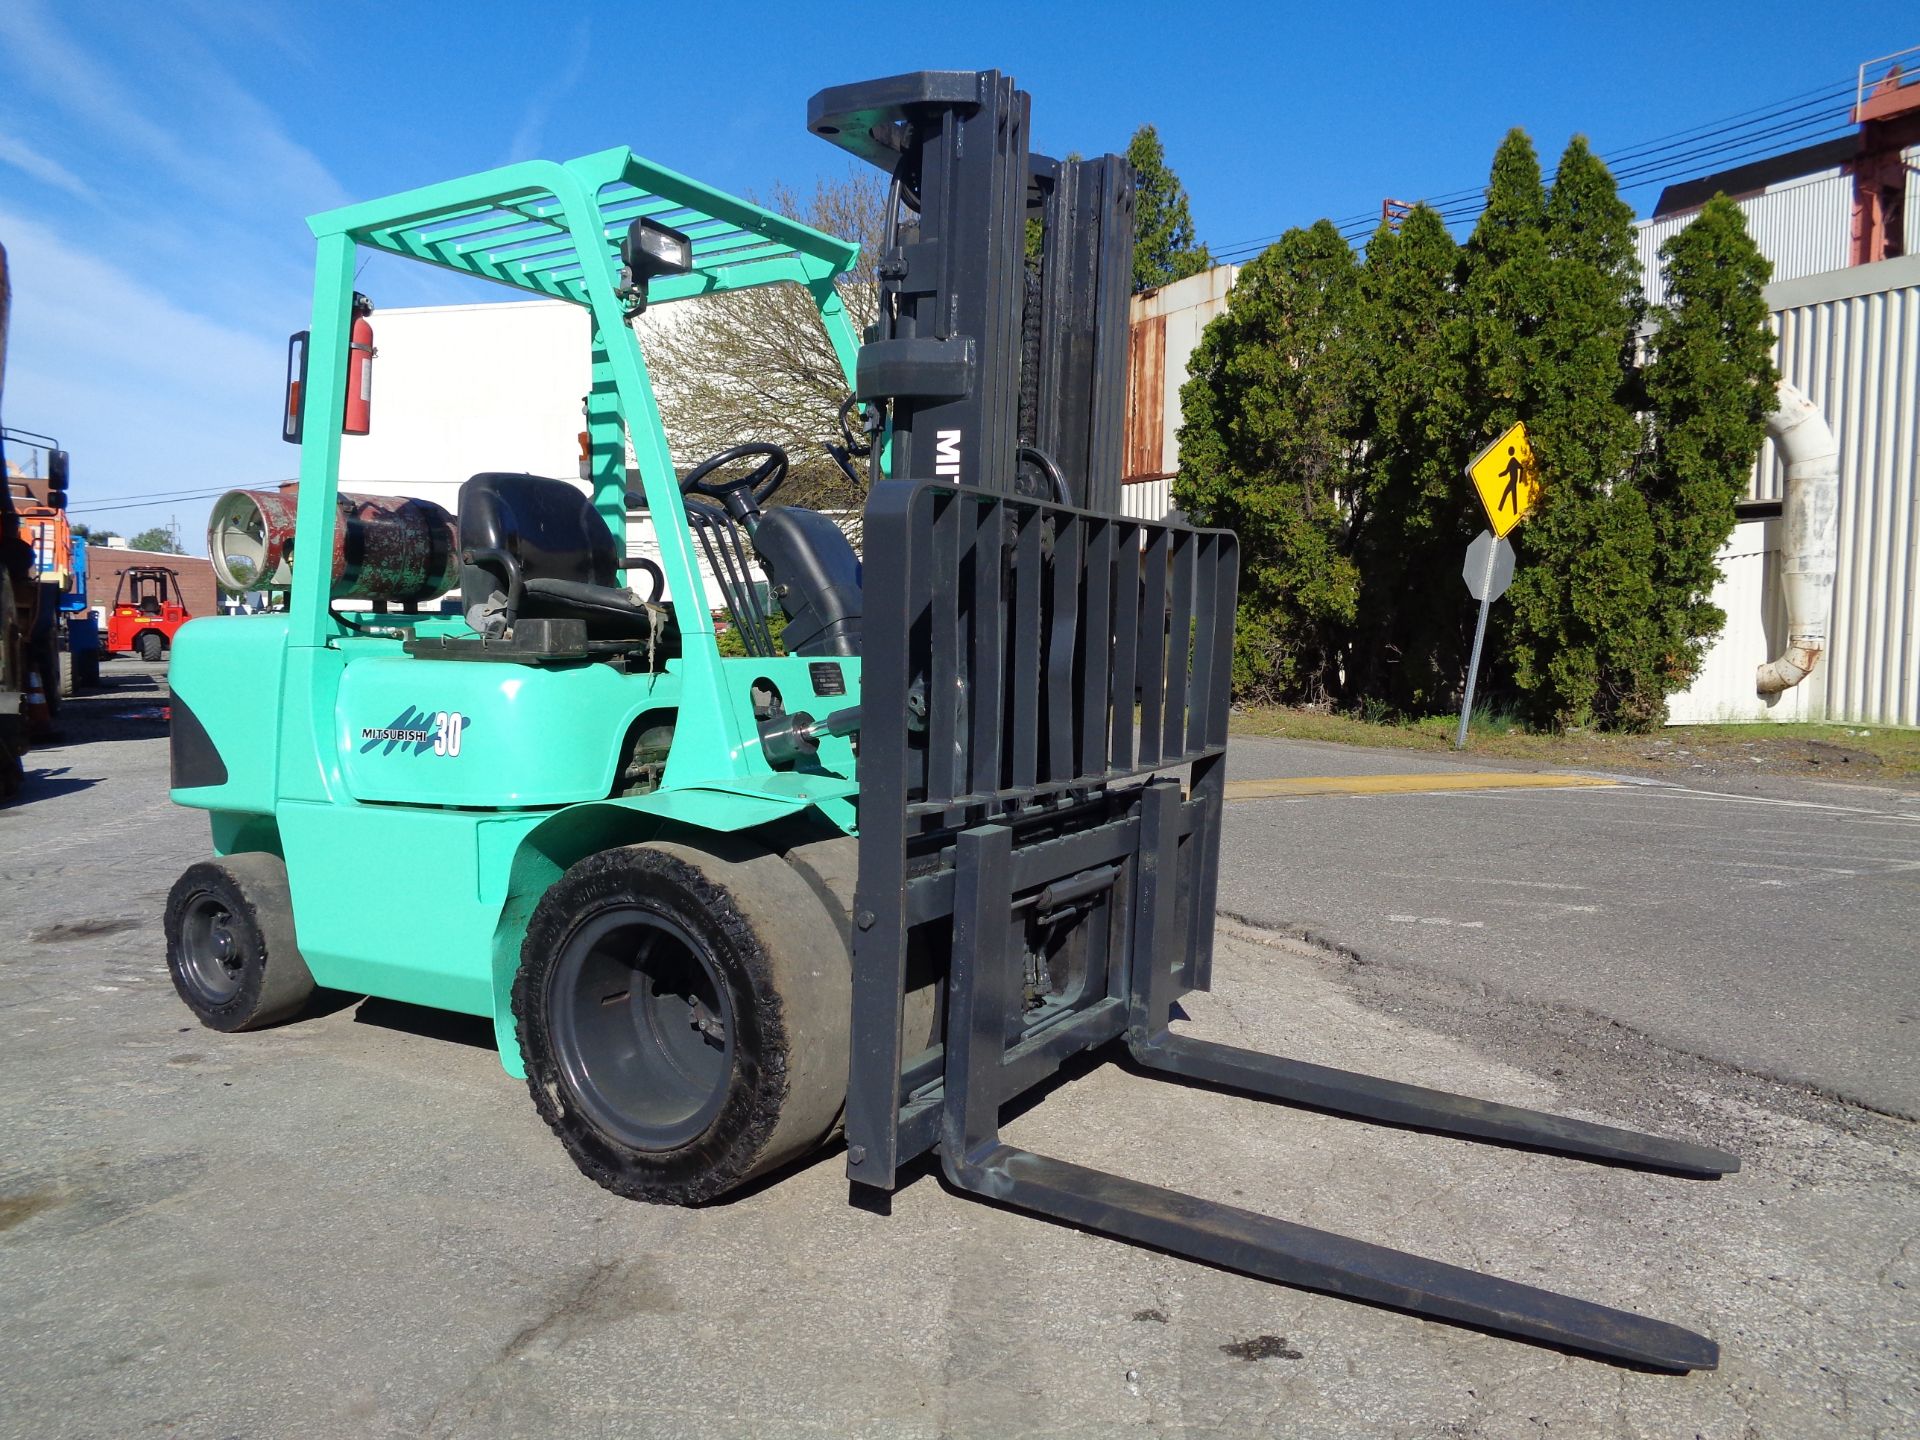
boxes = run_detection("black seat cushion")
[458,473,652,642]
[523,577,655,627]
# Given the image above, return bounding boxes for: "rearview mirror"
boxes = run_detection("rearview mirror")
[283,331,309,443]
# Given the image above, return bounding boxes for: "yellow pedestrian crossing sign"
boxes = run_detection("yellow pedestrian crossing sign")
[1467,422,1539,537]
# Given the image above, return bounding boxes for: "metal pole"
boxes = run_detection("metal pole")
[1456,548,1496,750]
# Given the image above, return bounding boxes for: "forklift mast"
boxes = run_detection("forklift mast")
[813,72,1132,513]
[810,70,1735,1372]
[1026,152,1134,515]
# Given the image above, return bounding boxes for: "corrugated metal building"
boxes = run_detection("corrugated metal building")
[1668,255,1920,726]
[1634,144,1920,306]
[1121,266,1238,521]
[1635,170,1857,307]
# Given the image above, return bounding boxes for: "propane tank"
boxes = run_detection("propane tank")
[343,292,375,435]
[208,486,457,603]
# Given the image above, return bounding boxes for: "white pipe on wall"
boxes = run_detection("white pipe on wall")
[1755,380,1839,696]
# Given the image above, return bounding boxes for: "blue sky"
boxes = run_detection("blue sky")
[0,0,1908,549]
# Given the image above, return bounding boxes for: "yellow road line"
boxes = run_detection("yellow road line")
[1223,771,1619,801]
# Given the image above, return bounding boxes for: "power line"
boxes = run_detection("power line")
[1209,73,1861,262]
[1246,104,1854,253]
[1361,79,1857,222]
[1600,83,1853,170]
[68,486,235,516]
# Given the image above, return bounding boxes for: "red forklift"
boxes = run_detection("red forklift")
[106,566,190,661]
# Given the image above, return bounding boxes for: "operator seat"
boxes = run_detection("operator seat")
[457,473,659,642]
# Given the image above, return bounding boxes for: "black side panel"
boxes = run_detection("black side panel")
[752,507,862,657]
[170,696,229,790]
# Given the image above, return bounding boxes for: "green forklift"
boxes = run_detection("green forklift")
[165,70,1736,1369]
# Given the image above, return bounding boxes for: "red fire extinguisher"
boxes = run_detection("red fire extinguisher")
[343,291,375,435]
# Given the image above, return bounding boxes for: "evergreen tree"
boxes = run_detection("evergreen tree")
[1642,195,1777,685]
[1508,135,1660,729]
[1460,128,1550,431]
[1175,221,1362,700]
[1128,125,1212,292]
[1350,203,1473,711]
[1173,130,1773,731]
[1464,133,1661,729]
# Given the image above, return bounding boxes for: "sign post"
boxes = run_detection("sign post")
[1456,529,1515,749]
[1456,421,1537,749]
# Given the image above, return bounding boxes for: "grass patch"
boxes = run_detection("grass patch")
[1229,705,1920,782]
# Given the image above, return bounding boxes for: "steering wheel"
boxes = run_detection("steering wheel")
[679,442,788,521]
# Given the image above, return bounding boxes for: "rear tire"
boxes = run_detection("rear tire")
[138,632,164,663]
[165,853,315,1031]
[514,840,850,1205]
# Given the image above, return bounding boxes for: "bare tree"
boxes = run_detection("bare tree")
[646,169,883,524]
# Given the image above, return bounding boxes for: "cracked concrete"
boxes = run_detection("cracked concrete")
[1,665,1914,1437]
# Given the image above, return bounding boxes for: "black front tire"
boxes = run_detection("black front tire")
[138,632,165,662]
[514,840,850,1205]
[165,854,315,1031]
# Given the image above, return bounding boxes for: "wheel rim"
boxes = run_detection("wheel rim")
[178,892,246,1005]
[550,906,735,1151]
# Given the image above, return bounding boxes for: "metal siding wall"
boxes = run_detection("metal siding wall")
[1124,315,1166,480]
[1672,260,1920,727]
[1665,521,1812,724]
[1157,287,1231,474]
[1120,478,1174,522]
[1127,266,1238,483]
[1907,146,1920,254]
[1635,173,1851,308]
[1775,273,1917,726]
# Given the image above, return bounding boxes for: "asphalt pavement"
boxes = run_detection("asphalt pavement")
[1218,735,1920,1118]
[1,662,1913,1438]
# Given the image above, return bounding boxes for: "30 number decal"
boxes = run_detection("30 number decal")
[433,711,467,757]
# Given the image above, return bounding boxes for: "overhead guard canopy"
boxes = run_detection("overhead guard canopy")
[306,148,859,307]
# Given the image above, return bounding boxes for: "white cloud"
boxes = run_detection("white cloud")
[1,206,290,543]
[0,208,283,392]
[0,133,95,201]
[0,0,348,219]
[501,19,592,164]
